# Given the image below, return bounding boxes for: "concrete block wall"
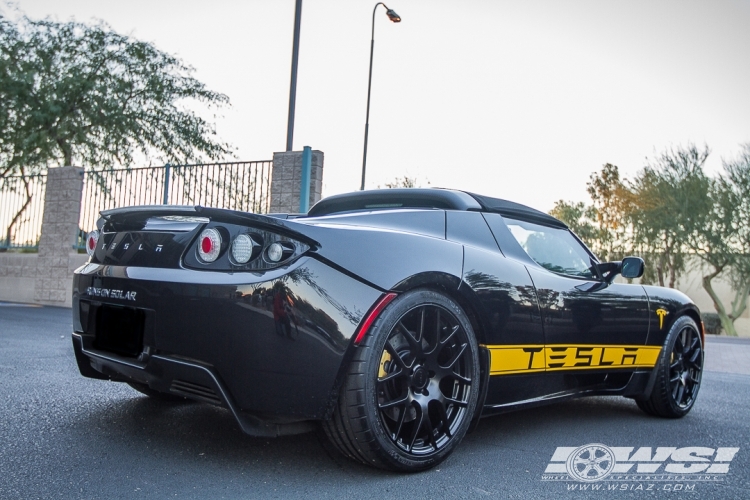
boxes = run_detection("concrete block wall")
[0,253,87,308]
[33,166,85,305]
[0,155,327,308]
[269,149,324,214]
[0,166,87,308]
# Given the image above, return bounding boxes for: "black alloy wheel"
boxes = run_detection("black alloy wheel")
[636,315,703,418]
[324,289,480,472]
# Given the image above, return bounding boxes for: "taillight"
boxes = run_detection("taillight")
[230,234,257,264]
[186,224,310,271]
[197,228,222,262]
[86,230,99,257]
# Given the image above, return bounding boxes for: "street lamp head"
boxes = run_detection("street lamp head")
[386,9,401,22]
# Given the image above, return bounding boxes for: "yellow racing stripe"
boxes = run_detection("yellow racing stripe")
[480,344,662,376]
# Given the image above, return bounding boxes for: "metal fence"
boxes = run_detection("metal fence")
[0,174,47,250]
[76,161,273,249]
[0,161,272,250]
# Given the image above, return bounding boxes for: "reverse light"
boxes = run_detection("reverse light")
[266,242,284,262]
[85,230,99,257]
[198,228,222,262]
[231,234,256,264]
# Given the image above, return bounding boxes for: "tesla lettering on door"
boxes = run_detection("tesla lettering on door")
[481,344,662,375]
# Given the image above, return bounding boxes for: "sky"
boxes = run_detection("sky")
[9,0,750,212]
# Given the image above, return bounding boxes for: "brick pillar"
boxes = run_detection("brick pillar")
[34,166,84,305]
[269,149,324,214]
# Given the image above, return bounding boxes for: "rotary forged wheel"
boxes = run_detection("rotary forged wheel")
[324,289,480,472]
[636,316,703,418]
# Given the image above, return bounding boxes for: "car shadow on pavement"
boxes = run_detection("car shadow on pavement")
[71,387,660,478]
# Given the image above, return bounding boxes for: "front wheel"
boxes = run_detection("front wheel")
[324,289,480,472]
[636,315,703,418]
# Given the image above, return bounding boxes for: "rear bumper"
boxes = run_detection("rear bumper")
[72,256,382,425]
[72,333,314,436]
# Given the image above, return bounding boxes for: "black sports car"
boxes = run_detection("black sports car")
[71,189,704,472]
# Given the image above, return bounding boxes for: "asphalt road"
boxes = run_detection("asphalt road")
[1,304,748,499]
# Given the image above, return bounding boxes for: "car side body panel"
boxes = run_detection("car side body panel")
[71,191,702,437]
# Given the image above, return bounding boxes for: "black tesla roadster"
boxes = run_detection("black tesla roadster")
[72,189,704,472]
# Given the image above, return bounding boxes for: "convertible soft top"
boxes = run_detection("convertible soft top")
[306,188,567,228]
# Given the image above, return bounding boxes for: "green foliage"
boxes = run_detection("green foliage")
[549,200,599,250]
[0,11,233,179]
[550,164,632,262]
[381,176,429,189]
[628,145,711,288]
[551,143,750,336]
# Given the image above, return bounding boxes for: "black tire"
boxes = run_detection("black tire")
[323,289,480,472]
[636,315,703,418]
[127,382,188,402]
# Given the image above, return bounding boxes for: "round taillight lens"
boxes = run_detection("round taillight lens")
[86,230,99,257]
[231,234,255,264]
[266,242,284,263]
[198,228,222,262]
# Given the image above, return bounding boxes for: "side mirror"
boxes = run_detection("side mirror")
[595,256,645,283]
[621,256,645,279]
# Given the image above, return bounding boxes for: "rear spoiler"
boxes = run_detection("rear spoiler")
[98,205,318,247]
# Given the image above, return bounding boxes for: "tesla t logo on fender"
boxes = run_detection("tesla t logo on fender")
[656,308,669,329]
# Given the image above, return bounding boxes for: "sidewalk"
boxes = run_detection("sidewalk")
[704,335,750,376]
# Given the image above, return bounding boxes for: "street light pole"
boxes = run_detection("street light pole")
[286,0,303,152]
[360,3,401,190]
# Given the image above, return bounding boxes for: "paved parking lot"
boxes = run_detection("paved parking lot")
[1,304,748,499]
[704,335,750,375]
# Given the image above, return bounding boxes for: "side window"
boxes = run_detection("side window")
[505,218,596,279]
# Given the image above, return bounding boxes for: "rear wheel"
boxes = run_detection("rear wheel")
[323,289,480,472]
[636,316,703,418]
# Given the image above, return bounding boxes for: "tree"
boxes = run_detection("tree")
[0,13,232,177]
[693,144,750,336]
[625,146,711,288]
[0,10,233,245]
[380,175,429,189]
[549,200,600,250]
[550,164,633,262]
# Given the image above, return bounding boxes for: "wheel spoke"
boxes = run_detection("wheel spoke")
[379,394,409,410]
[436,401,452,438]
[687,335,699,352]
[440,325,460,346]
[384,341,411,370]
[440,342,467,370]
[393,402,409,441]
[674,333,684,353]
[407,404,424,452]
[396,321,421,352]
[378,367,404,383]
[449,371,472,384]
[688,348,702,368]
[423,308,441,356]
[422,408,438,451]
[675,383,685,405]
[444,396,468,408]
[418,307,426,343]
